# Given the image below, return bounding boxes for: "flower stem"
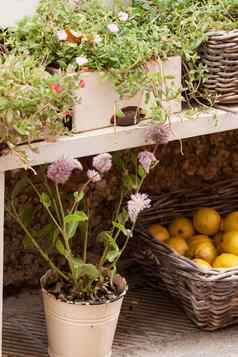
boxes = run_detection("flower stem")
[55,184,76,282]
[8,205,69,282]
[83,207,89,263]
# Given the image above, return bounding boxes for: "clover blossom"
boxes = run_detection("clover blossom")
[94,34,102,44]
[138,151,157,174]
[93,153,112,173]
[47,158,82,185]
[87,169,101,183]
[107,23,119,33]
[118,12,129,22]
[76,57,88,66]
[56,30,67,41]
[127,193,151,223]
[146,123,171,144]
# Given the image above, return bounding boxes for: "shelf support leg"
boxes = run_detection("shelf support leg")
[0,172,5,357]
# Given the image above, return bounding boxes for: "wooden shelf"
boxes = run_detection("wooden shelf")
[0,106,238,172]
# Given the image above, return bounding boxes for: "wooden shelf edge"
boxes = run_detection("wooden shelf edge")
[0,106,238,172]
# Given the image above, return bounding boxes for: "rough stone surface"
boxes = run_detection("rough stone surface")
[4,129,238,289]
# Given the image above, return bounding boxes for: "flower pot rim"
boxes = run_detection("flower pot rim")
[40,274,128,307]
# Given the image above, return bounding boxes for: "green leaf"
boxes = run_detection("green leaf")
[106,247,120,263]
[138,165,146,179]
[118,209,129,225]
[116,109,125,118]
[73,191,84,203]
[112,221,128,237]
[123,175,138,190]
[97,231,121,263]
[72,259,100,281]
[97,231,113,245]
[40,192,51,208]
[56,240,65,256]
[66,221,79,239]
[64,211,88,224]
[65,211,88,239]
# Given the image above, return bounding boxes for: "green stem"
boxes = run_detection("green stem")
[27,179,65,237]
[55,184,76,282]
[113,222,136,267]
[83,209,89,263]
[56,183,65,224]
[111,191,124,236]
[98,246,108,269]
[43,181,61,223]
[70,179,90,214]
[8,205,70,282]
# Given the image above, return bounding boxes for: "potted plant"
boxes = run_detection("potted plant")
[9,149,159,357]
[7,0,182,132]
[0,54,79,160]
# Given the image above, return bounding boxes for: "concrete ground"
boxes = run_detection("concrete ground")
[3,287,238,357]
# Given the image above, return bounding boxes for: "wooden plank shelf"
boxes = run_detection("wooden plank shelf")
[0,106,238,172]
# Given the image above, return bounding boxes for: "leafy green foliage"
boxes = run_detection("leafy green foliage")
[65,211,88,239]
[0,54,79,151]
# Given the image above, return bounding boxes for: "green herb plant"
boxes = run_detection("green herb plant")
[9,151,158,302]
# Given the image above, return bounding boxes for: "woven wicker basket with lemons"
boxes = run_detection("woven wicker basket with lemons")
[148,208,238,269]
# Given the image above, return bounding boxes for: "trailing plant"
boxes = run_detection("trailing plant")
[0,54,79,159]
[9,150,159,303]
[151,0,238,105]
[0,0,237,154]
[6,0,180,122]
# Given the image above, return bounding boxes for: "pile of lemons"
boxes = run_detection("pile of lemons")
[148,208,238,269]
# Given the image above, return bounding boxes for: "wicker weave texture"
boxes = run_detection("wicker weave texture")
[201,30,238,104]
[136,177,238,331]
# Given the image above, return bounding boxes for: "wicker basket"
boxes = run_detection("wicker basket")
[135,177,238,331]
[201,30,238,104]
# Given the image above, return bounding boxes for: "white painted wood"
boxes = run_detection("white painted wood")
[73,56,182,132]
[0,172,4,357]
[101,0,131,7]
[1,106,238,172]
[0,0,39,28]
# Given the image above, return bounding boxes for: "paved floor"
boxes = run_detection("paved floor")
[3,286,238,357]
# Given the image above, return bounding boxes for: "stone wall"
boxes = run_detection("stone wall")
[4,129,238,289]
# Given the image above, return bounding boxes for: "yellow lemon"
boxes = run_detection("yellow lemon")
[213,253,238,269]
[167,237,189,256]
[193,258,212,269]
[188,234,211,245]
[148,224,170,242]
[223,212,238,232]
[194,241,217,264]
[193,208,221,236]
[221,231,238,255]
[168,217,194,240]
[187,235,211,257]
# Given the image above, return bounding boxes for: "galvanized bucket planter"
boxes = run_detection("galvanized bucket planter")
[41,280,127,357]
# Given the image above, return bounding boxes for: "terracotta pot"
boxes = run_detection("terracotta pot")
[73,56,182,132]
[41,282,126,357]
[0,0,39,28]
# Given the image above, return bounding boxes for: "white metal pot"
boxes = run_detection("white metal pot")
[41,287,126,357]
[73,56,182,132]
[0,0,39,28]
